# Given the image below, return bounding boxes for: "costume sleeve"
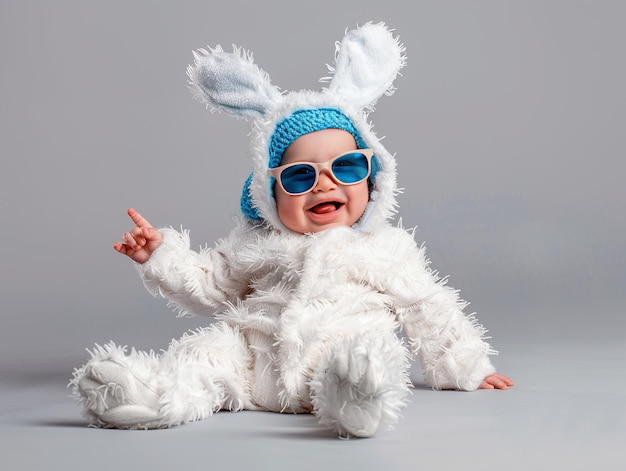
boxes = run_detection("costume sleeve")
[378,228,497,391]
[135,222,254,317]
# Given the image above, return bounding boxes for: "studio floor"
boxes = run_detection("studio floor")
[1,341,624,471]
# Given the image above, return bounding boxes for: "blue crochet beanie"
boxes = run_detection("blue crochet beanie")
[241,107,377,221]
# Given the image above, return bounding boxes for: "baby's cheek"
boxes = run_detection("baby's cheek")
[275,192,306,232]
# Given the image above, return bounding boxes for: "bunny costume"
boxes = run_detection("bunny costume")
[71,23,496,438]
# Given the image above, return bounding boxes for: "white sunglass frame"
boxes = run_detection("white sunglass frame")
[269,149,374,195]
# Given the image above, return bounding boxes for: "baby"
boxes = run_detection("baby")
[71,23,512,438]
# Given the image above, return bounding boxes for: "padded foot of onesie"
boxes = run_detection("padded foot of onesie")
[310,333,410,438]
[71,345,163,429]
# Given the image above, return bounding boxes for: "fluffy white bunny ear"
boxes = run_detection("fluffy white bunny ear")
[324,22,406,111]
[187,45,282,119]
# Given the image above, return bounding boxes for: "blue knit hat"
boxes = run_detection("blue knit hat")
[240,107,377,221]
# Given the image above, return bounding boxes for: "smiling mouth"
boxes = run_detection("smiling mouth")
[309,202,343,214]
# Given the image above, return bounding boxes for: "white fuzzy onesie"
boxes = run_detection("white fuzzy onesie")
[71,23,496,438]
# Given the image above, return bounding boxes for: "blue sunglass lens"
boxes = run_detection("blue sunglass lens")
[280,164,316,194]
[331,153,369,184]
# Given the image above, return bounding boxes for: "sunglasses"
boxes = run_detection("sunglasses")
[269,149,374,195]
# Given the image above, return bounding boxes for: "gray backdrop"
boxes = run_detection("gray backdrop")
[1,1,625,468]
[2,0,623,366]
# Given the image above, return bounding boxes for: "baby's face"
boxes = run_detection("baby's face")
[274,129,369,233]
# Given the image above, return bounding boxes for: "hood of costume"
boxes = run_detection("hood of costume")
[187,22,405,233]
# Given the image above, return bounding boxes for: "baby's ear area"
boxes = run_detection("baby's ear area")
[324,22,406,112]
[187,45,283,119]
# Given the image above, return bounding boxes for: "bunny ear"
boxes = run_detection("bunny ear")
[187,45,282,119]
[324,22,406,111]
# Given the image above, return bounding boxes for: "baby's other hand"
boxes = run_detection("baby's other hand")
[113,208,163,264]
[479,373,514,390]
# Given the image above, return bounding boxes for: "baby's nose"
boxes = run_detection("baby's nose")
[313,170,338,192]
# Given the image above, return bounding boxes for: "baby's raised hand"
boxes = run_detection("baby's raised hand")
[113,208,163,264]
[479,373,514,390]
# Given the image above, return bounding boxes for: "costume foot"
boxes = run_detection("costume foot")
[311,334,409,438]
[73,347,162,429]
[326,342,384,437]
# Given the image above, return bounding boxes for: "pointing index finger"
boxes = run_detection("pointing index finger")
[127,208,152,229]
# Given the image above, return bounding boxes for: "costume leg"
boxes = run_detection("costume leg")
[309,331,410,438]
[70,321,253,429]
[158,321,254,425]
